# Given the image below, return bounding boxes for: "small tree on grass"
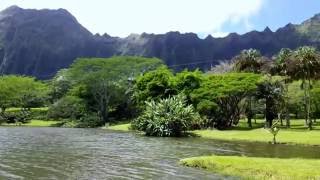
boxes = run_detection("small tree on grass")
[267,120,280,144]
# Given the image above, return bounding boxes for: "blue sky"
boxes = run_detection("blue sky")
[0,0,320,38]
[221,0,320,35]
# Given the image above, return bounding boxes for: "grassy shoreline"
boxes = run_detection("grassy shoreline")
[106,121,320,146]
[104,123,132,131]
[193,128,320,146]
[1,120,61,127]
[180,155,320,180]
[4,119,320,146]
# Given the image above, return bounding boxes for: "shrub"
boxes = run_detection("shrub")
[0,110,31,124]
[47,96,85,120]
[75,113,103,128]
[30,108,48,120]
[132,95,201,137]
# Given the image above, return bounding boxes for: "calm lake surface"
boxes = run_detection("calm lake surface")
[0,127,320,179]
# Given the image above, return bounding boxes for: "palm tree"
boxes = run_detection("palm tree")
[275,48,293,128]
[285,46,320,130]
[233,49,270,128]
[233,49,264,73]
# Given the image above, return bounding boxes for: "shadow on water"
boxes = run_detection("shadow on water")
[0,127,319,179]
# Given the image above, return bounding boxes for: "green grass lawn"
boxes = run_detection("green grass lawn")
[193,119,320,145]
[6,107,49,112]
[105,123,131,131]
[2,120,61,127]
[180,155,320,180]
[193,128,320,145]
[104,120,320,145]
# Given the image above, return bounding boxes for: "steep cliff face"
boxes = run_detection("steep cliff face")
[0,6,117,78]
[0,6,320,79]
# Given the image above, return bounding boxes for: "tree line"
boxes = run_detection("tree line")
[0,46,320,136]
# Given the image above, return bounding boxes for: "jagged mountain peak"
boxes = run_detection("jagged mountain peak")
[310,13,320,22]
[0,6,320,79]
[263,26,273,33]
[1,5,22,12]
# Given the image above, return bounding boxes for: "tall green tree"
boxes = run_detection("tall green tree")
[48,69,72,103]
[233,49,268,73]
[233,49,269,127]
[256,76,284,128]
[191,73,262,129]
[275,48,293,127]
[285,46,320,130]
[175,69,203,103]
[68,56,163,124]
[132,66,177,106]
[0,75,48,112]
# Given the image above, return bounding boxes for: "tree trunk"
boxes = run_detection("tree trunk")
[0,107,6,113]
[307,77,312,130]
[286,112,290,128]
[303,79,308,126]
[284,82,290,128]
[265,97,273,128]
[273,134,277,144]
[100,98,109,125]
[248,117,252,129]
[247,97,252,128]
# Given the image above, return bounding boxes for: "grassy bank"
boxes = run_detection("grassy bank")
[193,119,320,145]
[193,128,320,145]
[104,120,320,145]
[105,123,131,131]
[180,155,320,180]
[88,119,320,146]
[1,120,61,127]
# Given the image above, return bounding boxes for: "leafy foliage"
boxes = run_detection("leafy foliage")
[132,66,176,105]
[132,95,201,137]
[68,56,163,124]
[233,49,270,73]
[0,75,48,111]
[256,76,285,127]
[47,96,86,120]
[191,73,262,129]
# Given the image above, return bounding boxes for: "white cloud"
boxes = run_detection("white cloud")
[211,31,229,38]
[0,0,264,37]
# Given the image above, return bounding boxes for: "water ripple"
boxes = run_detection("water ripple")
[0,127,319,179]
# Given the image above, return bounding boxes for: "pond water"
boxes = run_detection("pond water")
[0,127,319,179]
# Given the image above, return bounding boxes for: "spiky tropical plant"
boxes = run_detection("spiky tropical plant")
[266,120,280,144]
[132,94,200,137]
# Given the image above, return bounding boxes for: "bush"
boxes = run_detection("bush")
[75,113,103,128]
[0,110,31,124]
[30,108,48,120]
[47,96,85,120]
[132,95,201,137]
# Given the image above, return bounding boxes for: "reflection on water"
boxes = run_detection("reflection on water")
[0,127,319,179]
